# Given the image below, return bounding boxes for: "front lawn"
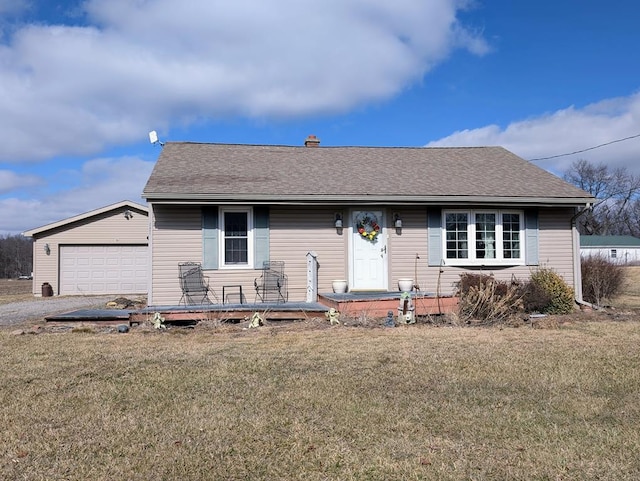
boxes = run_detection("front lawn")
[2,320,639,480]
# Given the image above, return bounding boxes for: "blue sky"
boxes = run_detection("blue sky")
[1,0,640,235]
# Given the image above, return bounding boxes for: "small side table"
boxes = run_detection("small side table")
[222,285,243,305]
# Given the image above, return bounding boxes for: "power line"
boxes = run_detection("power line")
[529,132,640,162]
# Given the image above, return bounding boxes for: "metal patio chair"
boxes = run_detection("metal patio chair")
[254,260,288,303]
[178,262,219,305]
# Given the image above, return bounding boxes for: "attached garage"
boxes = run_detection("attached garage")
[60,245,148,295]
[23,201,149,297]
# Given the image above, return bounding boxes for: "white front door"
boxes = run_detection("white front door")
[350,210,388,290]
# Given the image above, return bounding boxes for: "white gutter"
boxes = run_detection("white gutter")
[143,194,595,206]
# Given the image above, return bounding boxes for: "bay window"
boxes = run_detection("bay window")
[443,210,524,265]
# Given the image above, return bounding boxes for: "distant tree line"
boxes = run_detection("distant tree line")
[0,234,33,278]
[564,159,640,237]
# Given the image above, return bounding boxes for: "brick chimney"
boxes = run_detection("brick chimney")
[304,134,320,147]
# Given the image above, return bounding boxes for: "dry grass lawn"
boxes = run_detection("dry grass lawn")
[2,319,640,480]
[612,266,640,308]
[2,269,640,479]
[0,278,33,304]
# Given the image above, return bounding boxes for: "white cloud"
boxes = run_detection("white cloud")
[67,156,154,206]
[426,92,640,175]
[0,169,41,194]
[0,0,487,163]
[1,155,153,235]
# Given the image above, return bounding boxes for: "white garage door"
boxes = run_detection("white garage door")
[60,245,148,295]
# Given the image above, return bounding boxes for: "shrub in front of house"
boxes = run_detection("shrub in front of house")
[518,276,551,313]
[456,268,576,324]
[581,255,626,306]
[456,273,523,324]
[522,268,575,315]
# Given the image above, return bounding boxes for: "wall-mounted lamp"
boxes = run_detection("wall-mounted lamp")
[334,213,343,234]
[123,210,133,220]
[44,243,51,255]
[393,213,403,234]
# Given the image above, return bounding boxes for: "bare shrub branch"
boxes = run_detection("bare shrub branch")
[581,255,626,306]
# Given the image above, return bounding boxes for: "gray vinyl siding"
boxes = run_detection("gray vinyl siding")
[150,205,346,305]
[150,205,203,304]
[388,208,428,290]
[149,204,578,304]
[30,207,148,296]
[537,207,576,286]
[31,239,59,296]
[270,207,347,302]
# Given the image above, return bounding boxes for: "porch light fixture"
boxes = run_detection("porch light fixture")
[124,210,133,220]
[44,243,51,255]
[393,213,403,234]
[334,213,343,234]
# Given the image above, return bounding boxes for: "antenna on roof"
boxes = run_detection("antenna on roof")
[148,130,165,147]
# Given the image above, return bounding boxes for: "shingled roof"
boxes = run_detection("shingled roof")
[143,142,594,206]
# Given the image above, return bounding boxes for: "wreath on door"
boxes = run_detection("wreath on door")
[355,212,381,242]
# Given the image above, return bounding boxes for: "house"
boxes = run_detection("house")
[142,137,595,307]
[580,235,640,264]
[23,200,149,296]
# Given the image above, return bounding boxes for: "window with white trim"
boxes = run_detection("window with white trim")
[220,208,253,268]
[444,210,524,265]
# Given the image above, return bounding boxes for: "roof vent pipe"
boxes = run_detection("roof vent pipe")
[304,135,320,147]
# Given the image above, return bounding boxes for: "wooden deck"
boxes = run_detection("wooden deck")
[130,301,329,324]
[47,292,459,325]
[319,291,458,318]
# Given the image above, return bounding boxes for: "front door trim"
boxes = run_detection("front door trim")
[348,209,388,291]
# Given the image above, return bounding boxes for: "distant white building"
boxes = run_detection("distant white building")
[580,235,640,264]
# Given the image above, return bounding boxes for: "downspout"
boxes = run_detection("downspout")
[147,203,155,306]
[571,204,597,309]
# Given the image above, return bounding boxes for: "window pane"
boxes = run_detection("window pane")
[475,213,496,259]
[225,238,248,264]
[445,213,468,259]
[502,213,521,259]
[225,212,247,236]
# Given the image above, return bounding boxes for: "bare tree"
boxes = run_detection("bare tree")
[623,199,640,237]
[563,159,640,235]
[0,234,33,278]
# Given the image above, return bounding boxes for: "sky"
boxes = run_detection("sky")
[1,0,640,235]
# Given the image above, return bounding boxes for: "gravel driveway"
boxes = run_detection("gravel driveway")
[0,296,116,327]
